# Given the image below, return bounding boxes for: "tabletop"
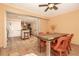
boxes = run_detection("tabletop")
[37,32,67,41]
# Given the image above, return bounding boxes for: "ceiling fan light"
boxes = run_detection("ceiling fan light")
[48,4,54,8]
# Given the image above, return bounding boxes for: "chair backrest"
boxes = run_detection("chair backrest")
[67,34,74,45]
[54,36,70,50]
[67,33,73,38]
[46,32,50,34]
[39,32,46,43]
[39,32,46,35]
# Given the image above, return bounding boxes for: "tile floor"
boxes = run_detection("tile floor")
[0,36,79,56]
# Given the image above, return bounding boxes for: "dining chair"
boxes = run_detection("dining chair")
[51,34,68,47]
[46,32,50,34]
[67,34,74,54]
[39,39,46,52]
[39,32,46,35]
[51,36,70,56]
[39,32,46,52]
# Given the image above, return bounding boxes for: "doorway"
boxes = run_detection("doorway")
[6,12,40,47]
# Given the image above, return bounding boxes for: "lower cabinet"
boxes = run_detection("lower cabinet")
[21,30,30,40]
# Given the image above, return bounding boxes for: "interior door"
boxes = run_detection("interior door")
[7,21,21,37]
[31,19,40,35]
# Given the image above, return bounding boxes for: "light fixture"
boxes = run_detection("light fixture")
[48,4,54,9]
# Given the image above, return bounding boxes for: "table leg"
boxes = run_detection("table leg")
[46,41,51,56]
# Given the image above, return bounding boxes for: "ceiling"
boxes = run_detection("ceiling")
[5,3,79,18]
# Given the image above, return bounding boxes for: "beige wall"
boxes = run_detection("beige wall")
[48,10,79,45]
[0,5,6,47]
[0,4,48,47]
[40,19,48,33]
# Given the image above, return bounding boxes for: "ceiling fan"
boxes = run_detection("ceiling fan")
[39,3,60,12]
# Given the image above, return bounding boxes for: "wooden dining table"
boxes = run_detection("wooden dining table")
[36,32,67,56]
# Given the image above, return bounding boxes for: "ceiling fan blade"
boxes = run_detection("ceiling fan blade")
[39,4,48,7]
[54,3,60,5]
[53,6,58,10]
[50,7,53,10]
[45,7,49,12]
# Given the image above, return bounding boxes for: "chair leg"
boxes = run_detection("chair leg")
[51,50,59,56]
[66,51,68,56]
[69,46,72,50]
[68,49,70,54]
[69,44,72,50]
[64,51,68,56]
[60,51,62,56]
[59,51,67,56]
[40,46,41,53]
[67,47,71,54]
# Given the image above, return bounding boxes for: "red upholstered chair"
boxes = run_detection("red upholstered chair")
[67,34,74,54]
[39,32,46,35]
[46,32,50,34]
[39,39,46,52]
[51,36,70,56]
[39,32,46,52]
